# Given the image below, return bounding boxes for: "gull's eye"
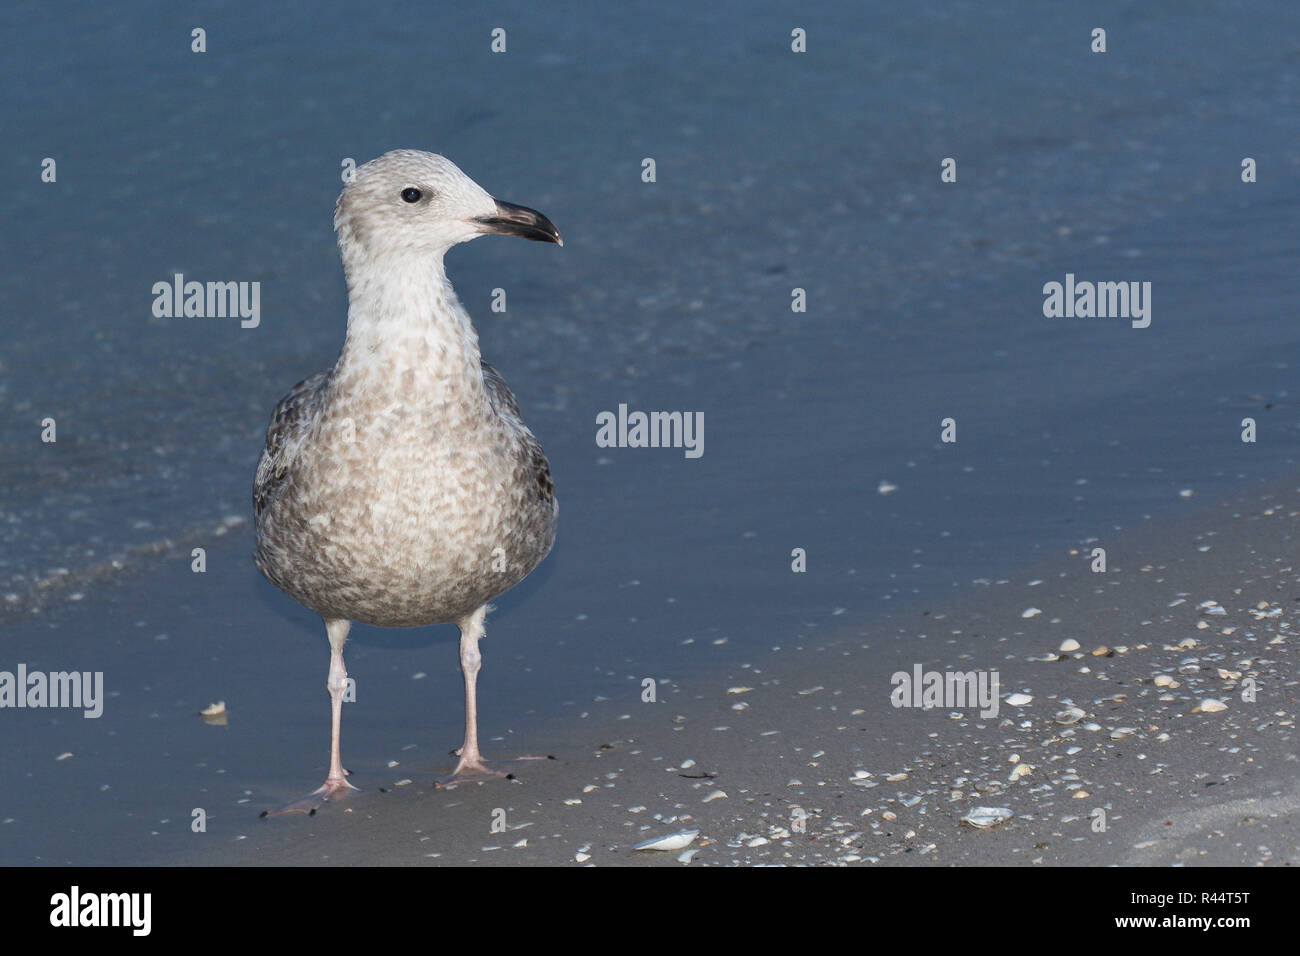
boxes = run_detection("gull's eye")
[400,187,422,203]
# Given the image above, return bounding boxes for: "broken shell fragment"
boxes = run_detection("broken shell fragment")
[961,807,1013,828]
[1054,706,1086,725]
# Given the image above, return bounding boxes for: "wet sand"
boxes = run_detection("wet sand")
[7,475,1292,866]
[213,479,1298,866]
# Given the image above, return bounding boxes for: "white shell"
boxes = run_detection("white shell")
[1059,638,1081,652]
[961,807,1013,828]
[1198,698,1228,713]
[1054,706,1086,725]
[1006,693,1032,706]
[633,829,700,852]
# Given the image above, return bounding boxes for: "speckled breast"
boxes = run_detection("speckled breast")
[255,405,556,628]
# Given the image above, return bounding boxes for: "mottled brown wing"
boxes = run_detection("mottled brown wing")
[480,361,523,420]
[253,370,329,520]
[481,360,554,506]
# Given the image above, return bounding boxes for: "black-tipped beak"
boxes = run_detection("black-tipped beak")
[472,200,563,246]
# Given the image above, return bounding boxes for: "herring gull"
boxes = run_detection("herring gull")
[253,149,562,814]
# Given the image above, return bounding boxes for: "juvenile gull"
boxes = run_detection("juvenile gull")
[253,149,562,814]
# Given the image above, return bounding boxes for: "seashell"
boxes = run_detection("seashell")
[1054,706,1086,725]
[1197,699,1228,713]
[633,829,700,852]
[960,807,1013,828]
[1059,638,1080,652]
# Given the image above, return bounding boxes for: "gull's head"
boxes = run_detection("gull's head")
[334,149,563,263]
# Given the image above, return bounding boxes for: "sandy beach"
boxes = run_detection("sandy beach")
[208,478,1300,866]
[2,475,1292,866]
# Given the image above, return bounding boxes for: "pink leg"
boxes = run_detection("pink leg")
[434,606,553,787]
[451,606,496,777]
[263,618,361,816]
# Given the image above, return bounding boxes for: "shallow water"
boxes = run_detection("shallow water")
[1,0,1297,862]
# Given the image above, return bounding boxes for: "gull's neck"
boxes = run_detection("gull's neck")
[333,249,487,407]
